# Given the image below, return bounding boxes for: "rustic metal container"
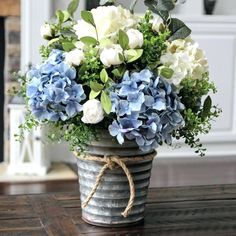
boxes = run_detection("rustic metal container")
[77,132,155,227]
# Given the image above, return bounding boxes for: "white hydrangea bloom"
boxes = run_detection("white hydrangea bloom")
[73,5,137,41]
[160,38,209,87]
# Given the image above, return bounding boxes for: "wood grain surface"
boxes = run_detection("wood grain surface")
[0,184,236,235]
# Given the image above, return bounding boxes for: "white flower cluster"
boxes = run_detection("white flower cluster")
[160,38,209,87]
[73,6,143,68]
[74,5,137,40]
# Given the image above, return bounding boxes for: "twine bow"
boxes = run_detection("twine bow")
[75,152,156,218]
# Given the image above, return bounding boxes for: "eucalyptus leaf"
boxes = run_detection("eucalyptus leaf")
[80,36,97,45]
[168,18,191,41]
[144,0,175,12]
[101,91,112,114]
[100,69,109,83]
[100,0,115,6]
[90,81,104,92]
[202,96,212,119]
[89,90,101,99]
[81,11,95,26]
[67,0,80,16]
[118,29,129,50]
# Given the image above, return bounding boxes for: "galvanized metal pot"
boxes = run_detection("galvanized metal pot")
[77,132,155,227]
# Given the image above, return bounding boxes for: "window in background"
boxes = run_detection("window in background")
[0,17,5,163]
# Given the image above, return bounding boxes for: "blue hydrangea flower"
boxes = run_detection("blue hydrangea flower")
[26,49,85,121]
[109,69,185,151]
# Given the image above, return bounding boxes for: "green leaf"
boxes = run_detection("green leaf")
[101,91,112,114]
[62,10,71,22]
[80,36,97,45]
[81,11,95,26]
[62,42,76,52]
[118,53,124,62]
[90,81,104,92]
[48,37,60,46]
[118,29,129,50]
[100,0,115,5]
[99,38,113,48]
[78,63,87,76]
[112,69,121,77]
[100,69,109,83]
[144,0,175,12]
[168,18,191,41]
[112,66,125,78]
[56,10,64,24]
[56,10,71,23]
[159,67,174,79]
[202,96,212,119]
[125,49,143,63]
[89,90,101,99]
[67,0,80,16]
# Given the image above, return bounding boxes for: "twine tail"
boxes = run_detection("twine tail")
[81,163,109,209]
[112,157,136,218]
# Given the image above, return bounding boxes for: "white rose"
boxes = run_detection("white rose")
[82,99,104,124]
[152,17,164,32]
[126,29,143,49]
[100,44,123,67]
[65,49,85,66]
[73,6,137,41]
[73,19,97,39]
[40,23,52,38]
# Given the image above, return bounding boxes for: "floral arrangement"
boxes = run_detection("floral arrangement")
[15,0,221,156]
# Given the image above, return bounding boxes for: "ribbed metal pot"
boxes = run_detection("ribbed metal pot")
[77,132,155,227]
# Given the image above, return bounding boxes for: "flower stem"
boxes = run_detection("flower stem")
[130,0,139,14]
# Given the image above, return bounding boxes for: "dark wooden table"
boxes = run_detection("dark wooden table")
[0,184,236,236]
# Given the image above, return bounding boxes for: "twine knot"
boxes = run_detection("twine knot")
[75,152,156,218]
[104,156,115,170]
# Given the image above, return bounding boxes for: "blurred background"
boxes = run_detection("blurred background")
[0,0,236,188]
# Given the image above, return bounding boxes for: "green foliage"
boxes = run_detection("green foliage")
[39,45,52,61]
[67,0,80,16]
[138,11,169,69]
[101,91,112,114]
[81,11,95,26]
[144,0,175,12]
[47,116,98,152]
[125,49,143,63]
[118,29,129,50]
[168,18,191,41]
[144,0,173,22]
[100,0,116,6]
[79,47,103,83]
[80,36,98,45]
[174,75,222,156]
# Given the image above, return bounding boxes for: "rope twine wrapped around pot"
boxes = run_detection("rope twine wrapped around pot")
[75,151,157,218]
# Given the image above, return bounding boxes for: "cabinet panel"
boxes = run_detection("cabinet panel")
[193,35,235,132]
